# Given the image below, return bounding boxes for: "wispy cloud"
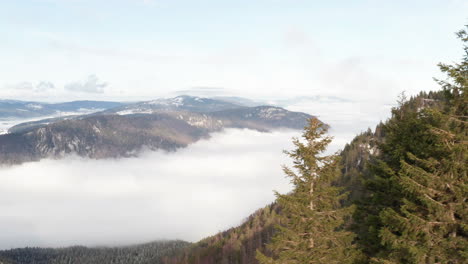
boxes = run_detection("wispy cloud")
[33,31,180,63]
[64,74,107,94]
[1,75,110,100]
[4,81,56,93]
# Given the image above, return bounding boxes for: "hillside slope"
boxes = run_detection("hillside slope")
[162,204,280,264]
[0,100,312,165]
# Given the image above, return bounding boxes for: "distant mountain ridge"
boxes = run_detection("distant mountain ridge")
[105,95,243,115]
[0,96,313,165]
[0,100,125,118]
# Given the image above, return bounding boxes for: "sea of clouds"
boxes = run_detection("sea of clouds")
[0,96,395,250]
[0,128,300,249]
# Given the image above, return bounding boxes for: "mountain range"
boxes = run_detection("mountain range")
[0,96,312,165]
[0,100,125,119]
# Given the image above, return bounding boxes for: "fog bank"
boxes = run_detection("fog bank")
[0,129,299,249]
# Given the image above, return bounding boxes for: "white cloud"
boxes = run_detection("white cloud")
[0,75,113,101]
[36,81,56,92]
[12,82,34,91]
[3,81,56,94]
[0,129,299,249]
[64,74,107,94]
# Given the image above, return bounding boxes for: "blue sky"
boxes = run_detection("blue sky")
[1,0,467,102]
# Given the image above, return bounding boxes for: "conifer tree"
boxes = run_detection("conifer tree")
[372,110,467,263]
[256,118,360,264]
[371,27,468,264]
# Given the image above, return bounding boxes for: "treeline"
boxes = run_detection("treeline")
[0,240,189,264]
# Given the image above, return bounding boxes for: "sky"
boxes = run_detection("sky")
[1,0,467,102]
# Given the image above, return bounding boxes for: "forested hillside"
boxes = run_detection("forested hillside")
[173,27,468,264]
[0,99,312,165]
[162,204,280,264]
[255,27,467,264]
[1,27,466,264]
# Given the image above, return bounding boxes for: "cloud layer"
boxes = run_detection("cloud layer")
[0,129,299,249]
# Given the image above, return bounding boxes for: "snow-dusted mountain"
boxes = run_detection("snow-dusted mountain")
[0,100,126,135]
[103,95,243,115]
[0,96,314,165]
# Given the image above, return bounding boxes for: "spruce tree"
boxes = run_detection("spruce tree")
[376,110,467,263]
[256,118,360,264]
[371,27,468,264]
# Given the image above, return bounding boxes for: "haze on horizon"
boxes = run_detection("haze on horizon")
[1,0,467,103]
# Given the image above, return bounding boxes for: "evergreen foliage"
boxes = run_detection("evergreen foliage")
[353,26,468,264]
[256,118,361,264]
[258,25,467,264]
[163,204,280,264]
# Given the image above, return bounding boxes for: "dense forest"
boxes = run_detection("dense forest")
[0,241,188,264]
[162,204,280,264]
[0,27,466,264]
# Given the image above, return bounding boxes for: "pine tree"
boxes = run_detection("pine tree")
[374,105,467,263]
[370,27,468,264]
[256,118,360,264]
